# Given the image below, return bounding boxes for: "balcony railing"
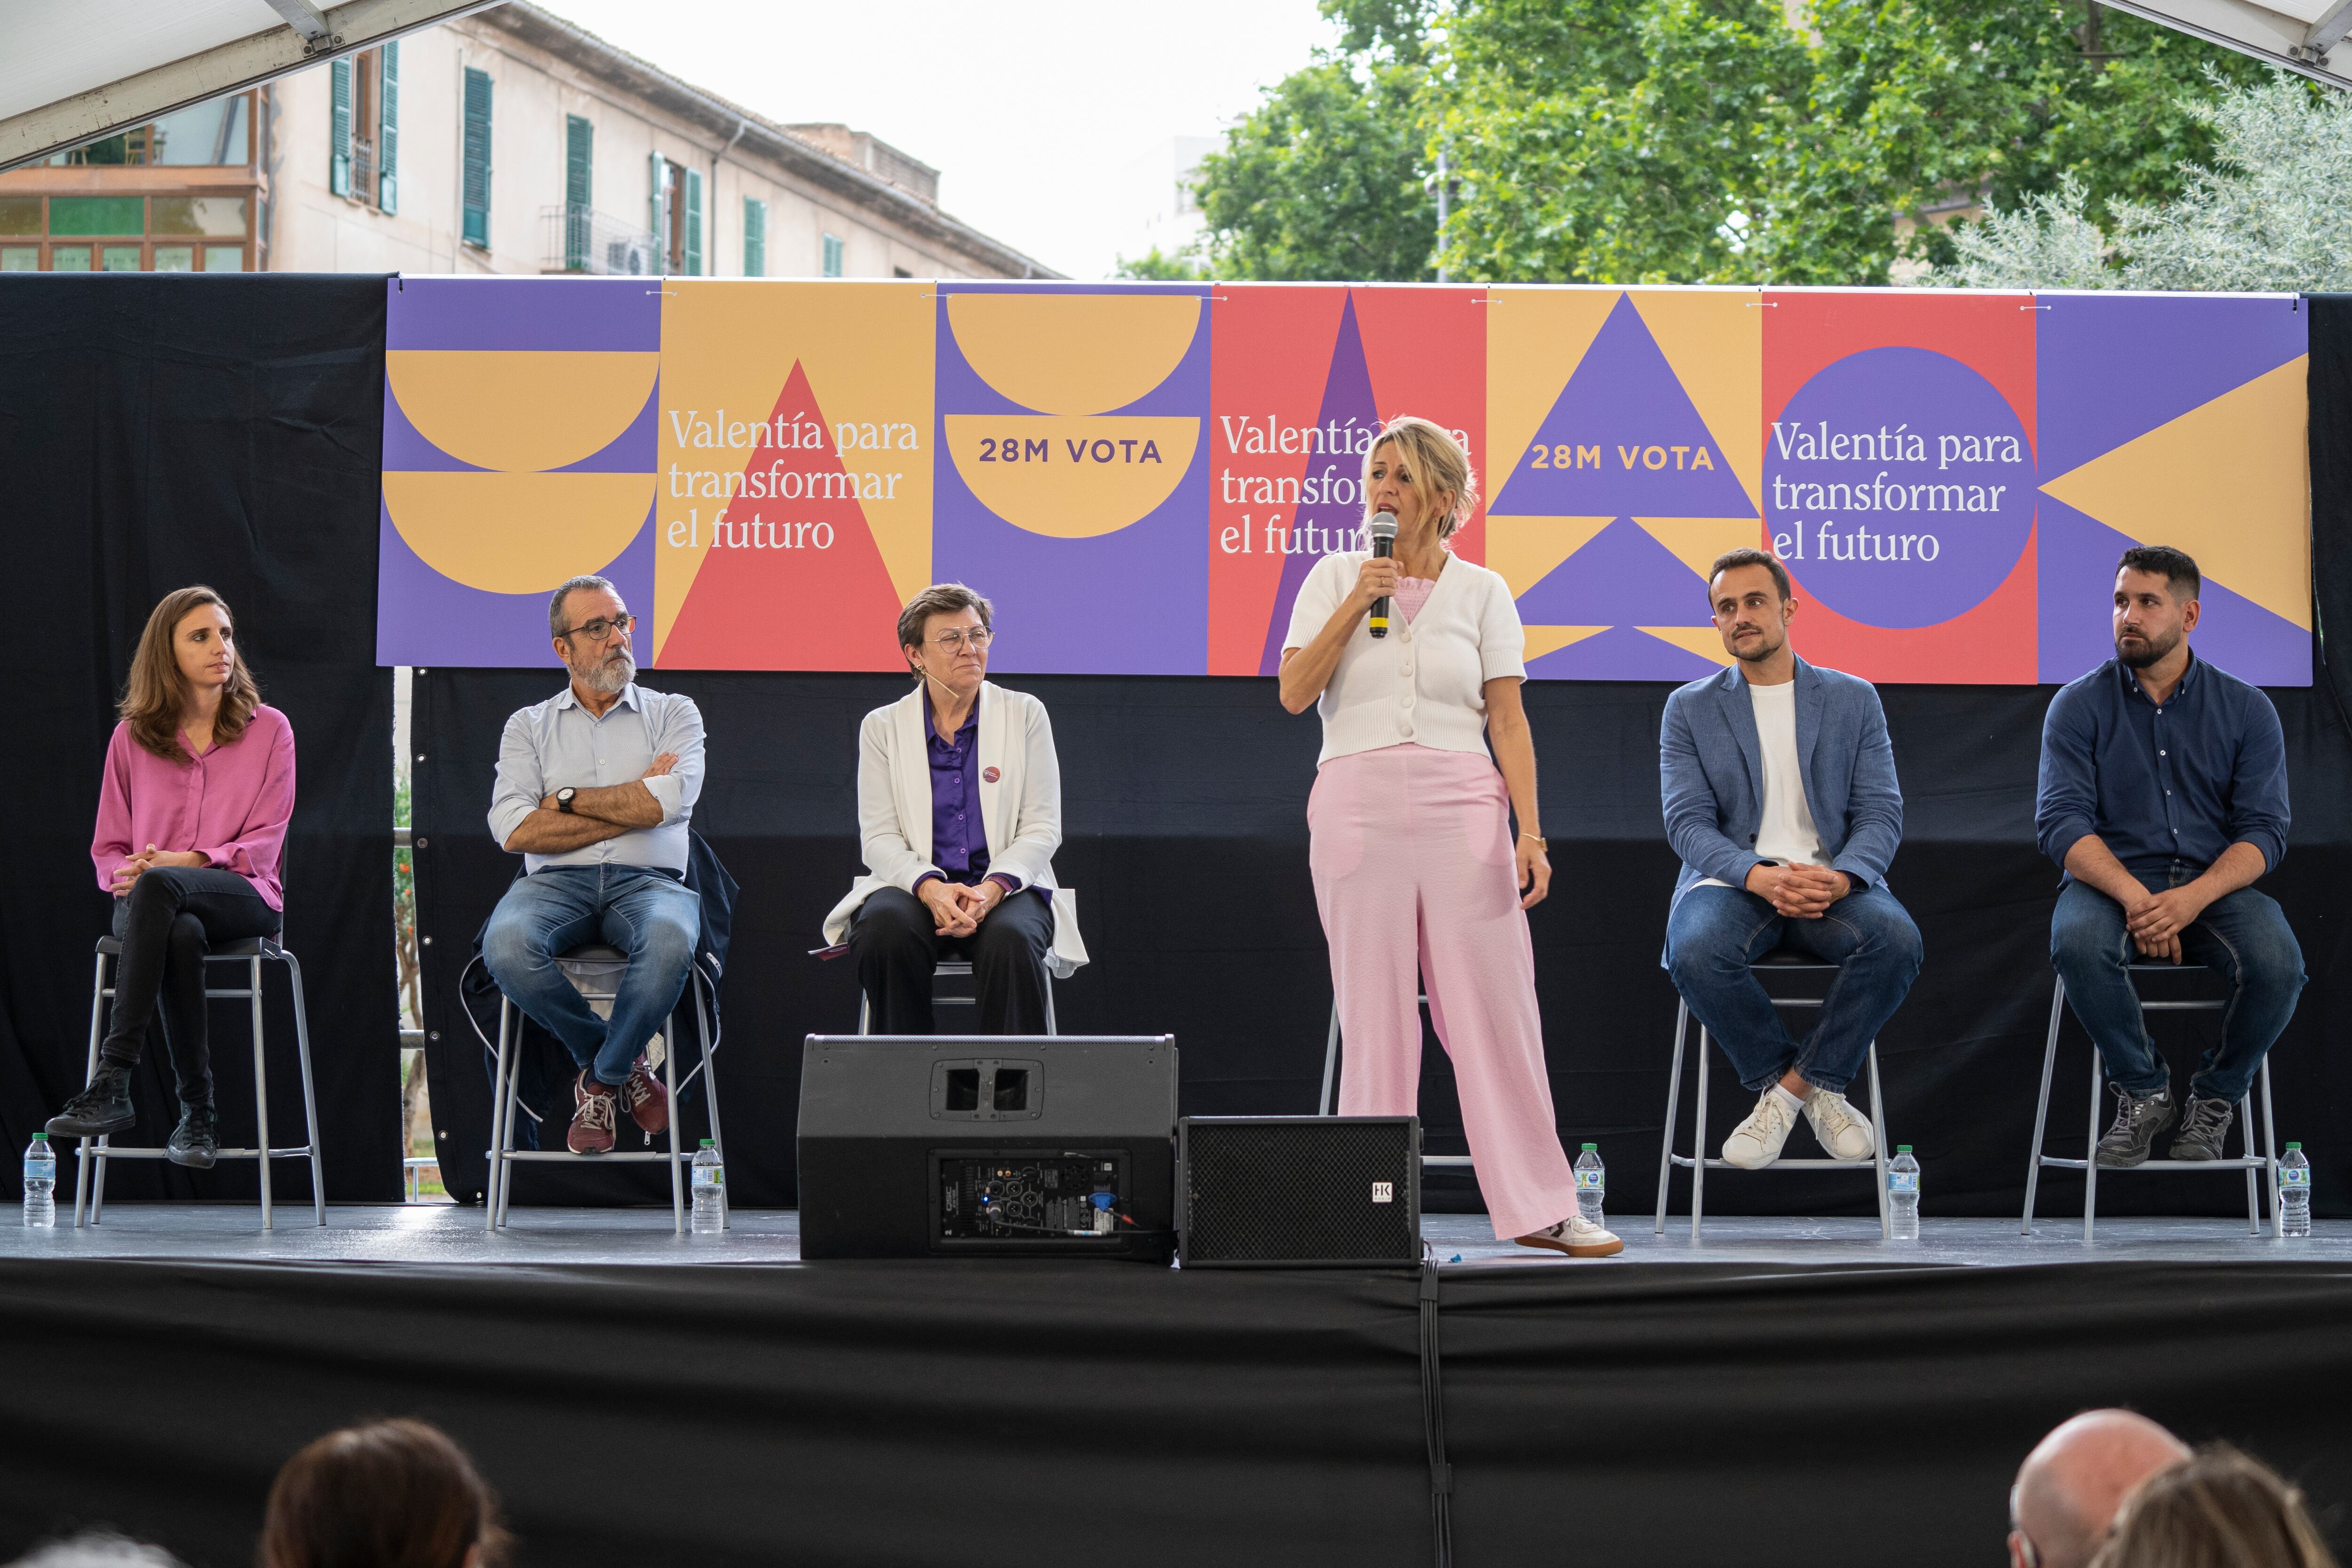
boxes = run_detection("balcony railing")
[541,204,662,275]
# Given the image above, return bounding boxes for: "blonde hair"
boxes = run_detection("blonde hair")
[2090,1446,2338,1568]
[121,586,259,764]
[1362,416,1478,540]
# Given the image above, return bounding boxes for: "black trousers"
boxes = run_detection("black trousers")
[850,885,1055,1035]
[100,866,282,1105]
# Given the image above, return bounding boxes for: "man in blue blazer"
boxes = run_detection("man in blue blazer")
[1659,549,1923,1169]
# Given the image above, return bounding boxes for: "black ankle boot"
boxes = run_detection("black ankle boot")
[167,1102,219,1170]
[47,1064,135,1138]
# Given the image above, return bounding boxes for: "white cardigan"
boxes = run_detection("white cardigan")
[822,681,1088,976]
[1282,551,1528,766]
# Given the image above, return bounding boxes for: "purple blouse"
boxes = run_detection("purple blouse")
[91,705,296,910]
[914,708,1019,895]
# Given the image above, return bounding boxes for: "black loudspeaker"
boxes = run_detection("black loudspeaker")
[1178,1116,1421,1267]
[797,1035,1177,1261]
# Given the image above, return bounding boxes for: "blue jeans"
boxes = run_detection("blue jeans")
[1664,883,1924,1094]
[482,865,700,1087]
[2049,864,2304,1104]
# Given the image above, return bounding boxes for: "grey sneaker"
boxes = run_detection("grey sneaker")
[47,1064,135,1138]
[166,1102,218,1170]
[2169,1095,2235,1162]
[2095,1085,2176,1168]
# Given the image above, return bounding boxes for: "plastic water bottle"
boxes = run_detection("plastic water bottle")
[1573,1143,1605,1225]
[690,1139,724,1234]
[1887,1145,1920,1241]
[23,1134,56,1229]
[2280,1143,2311,1238]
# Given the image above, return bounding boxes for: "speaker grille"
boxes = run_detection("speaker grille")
[1181,1117,1419,1266]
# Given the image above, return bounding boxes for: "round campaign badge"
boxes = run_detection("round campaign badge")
[982,767,1001,783]
[1765,346,2034,630]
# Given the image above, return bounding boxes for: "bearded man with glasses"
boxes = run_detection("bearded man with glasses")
[482,575,707,1155]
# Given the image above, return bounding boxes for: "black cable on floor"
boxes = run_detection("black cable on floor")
[1420,1256,1454,1568]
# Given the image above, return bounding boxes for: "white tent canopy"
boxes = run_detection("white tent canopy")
[2102,0,2352,88]
[0,0,500,171]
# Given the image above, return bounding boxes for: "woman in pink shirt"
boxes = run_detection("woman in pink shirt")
[47,586,296,1169]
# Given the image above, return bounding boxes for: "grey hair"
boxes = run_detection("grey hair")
[548,575,618,639]
[8,1533,188,1568]
[896,583,994,678]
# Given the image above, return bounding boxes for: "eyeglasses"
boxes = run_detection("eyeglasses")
[925,627,993,653]
[561,614,636,643]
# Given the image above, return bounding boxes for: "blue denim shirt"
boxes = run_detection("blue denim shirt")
[2035,650,2289,881]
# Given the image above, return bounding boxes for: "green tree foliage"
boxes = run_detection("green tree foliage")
[1112,246,1208,280]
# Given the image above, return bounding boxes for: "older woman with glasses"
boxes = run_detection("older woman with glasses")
[1280,415,1619,1258]
[825,583,1087,1033]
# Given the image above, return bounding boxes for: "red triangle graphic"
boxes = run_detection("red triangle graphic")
[657,361,910,671]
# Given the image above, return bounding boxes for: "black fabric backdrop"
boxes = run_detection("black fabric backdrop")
[2,1257,2349,1568]
[0,275,399,1202]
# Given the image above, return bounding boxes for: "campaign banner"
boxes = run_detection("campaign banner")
[378,278,2311,684]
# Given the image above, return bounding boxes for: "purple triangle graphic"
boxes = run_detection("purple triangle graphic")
[1490,293,1755,519]
[1257,293,1383,676]
[2039,295,2305,477]
[1526,624,1723,682]
[2037,502,2312,687]
[1515,517,1714,627]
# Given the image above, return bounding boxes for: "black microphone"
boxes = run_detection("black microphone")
[1367,510,1398,639]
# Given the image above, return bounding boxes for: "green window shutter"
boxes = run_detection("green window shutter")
[377,41,399,213]
[822,232,843,277]
[461,67,492,248]
[564,115,593,269]
[650,152,667,266]
[743,198,764,277]
[684,167,703,276]
[328,57,352,197]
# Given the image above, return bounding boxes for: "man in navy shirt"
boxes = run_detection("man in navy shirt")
[2036,546,2303,1167]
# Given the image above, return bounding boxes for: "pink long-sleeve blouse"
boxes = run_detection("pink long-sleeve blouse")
[90,705,297,911]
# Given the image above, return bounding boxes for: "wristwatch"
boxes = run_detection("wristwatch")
[556,787,577,814]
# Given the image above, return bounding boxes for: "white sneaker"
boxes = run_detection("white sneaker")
[1804,1088,1877,1161]
[1722,1088,1799,1169]
[1516,1212,1624,1258]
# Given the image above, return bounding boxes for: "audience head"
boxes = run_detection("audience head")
[2012,1409,2193,1568]
[546,573,635,695]
[2090,1444,2337,1568]
[1364,416,1476,541]
[897,581,994,697]
[2114,545,2201,669]
[123,585,258,762]
[6,1533,184,1568]
[1706,546,1796,665]
[260,1419,508,1568]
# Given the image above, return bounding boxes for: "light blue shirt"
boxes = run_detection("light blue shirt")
[487,683,705,875]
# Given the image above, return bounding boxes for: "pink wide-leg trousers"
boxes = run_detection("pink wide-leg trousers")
[1309,744,1579,1240]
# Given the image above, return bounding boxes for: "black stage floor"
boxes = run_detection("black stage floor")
[2,1206,2346,1568]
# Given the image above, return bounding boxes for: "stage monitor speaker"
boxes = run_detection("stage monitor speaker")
[1178,1116,1421,1267]
[797,1034,1177,1261]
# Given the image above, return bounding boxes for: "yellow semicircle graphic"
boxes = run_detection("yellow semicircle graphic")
[946,294,1200,415]
[384,471,655,594]
[387,350,659,472]
[945,416,1198,538]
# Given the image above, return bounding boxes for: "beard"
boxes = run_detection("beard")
[1728,626,1781,664]
[574,646,635,694]
[2115,625,2180,669]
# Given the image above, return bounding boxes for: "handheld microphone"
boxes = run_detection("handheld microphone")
[1367,511,1398,640]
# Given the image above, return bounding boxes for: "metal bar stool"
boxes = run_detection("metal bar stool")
[2022,966,2280,1241]
[1653,950,1893,1241]
[74,932,324,1231]
[857,958,1057,1035]
[1317,993,1471,1174]
[482,946,725,1234]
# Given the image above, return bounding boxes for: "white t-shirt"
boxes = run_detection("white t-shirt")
[1282,551,1527,767]
[1697,676,1826,890]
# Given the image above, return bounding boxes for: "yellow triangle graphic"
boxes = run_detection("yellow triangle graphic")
[1524,625,1610,662]
[1485,288,1622,505]
[1487,515,1614,599]
[1637,626,1734,667]
[1633,517,1767,582]
[2040,356,2311,630]
[1631,291,1763,514]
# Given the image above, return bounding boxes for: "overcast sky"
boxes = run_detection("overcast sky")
[533,0,1341,279]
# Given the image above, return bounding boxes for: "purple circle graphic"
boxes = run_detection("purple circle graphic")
[1766,346,2034,629]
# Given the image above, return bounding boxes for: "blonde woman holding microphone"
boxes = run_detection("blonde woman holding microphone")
[1280,416,1619,1257]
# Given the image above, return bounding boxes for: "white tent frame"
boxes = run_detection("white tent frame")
[2096,0,2352,90]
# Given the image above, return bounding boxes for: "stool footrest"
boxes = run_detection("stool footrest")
[1422,1155,1473,1168]
[489,1149,684,1164]
[2036,1155,2270,1172]
[76,1146,312,1160]
[1670,1153,1876,1170]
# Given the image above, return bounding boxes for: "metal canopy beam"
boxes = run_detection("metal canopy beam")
[0,0,505,173]
[2096,0,2352,90]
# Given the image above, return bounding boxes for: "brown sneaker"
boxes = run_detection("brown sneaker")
[568,1073,618,1155]
[621,1053,669,1135]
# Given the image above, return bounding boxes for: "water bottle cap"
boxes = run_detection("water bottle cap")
[2287,1141,2302,1150]
[31,1133,46,1142]
[1897,1145,1913,1154]
[1581,1143,1597,1151]
[699,1139,715,1148]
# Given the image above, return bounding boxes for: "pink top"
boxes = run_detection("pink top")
[91,704,297,911]
[1395,575,1440,625]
